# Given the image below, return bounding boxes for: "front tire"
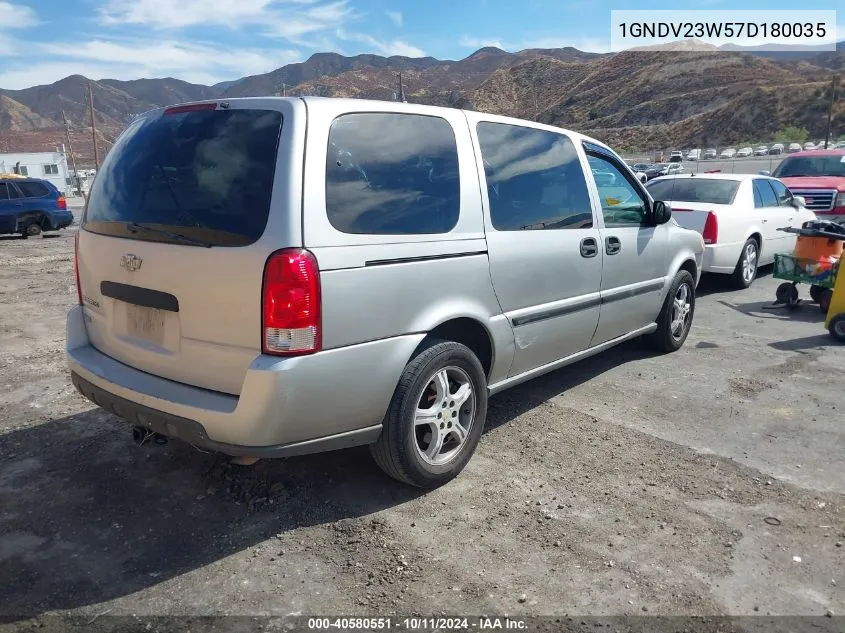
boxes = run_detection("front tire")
[646,269,695,353]
[370,339,487,488]
[731,238,759,289]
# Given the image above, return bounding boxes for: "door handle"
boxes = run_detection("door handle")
[605,236,621,255]
[762,219,768,223]
[580,237,598,258]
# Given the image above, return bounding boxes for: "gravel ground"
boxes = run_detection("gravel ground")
[0,202,842,626]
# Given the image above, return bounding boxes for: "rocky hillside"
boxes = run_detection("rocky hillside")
[0,45,842,165]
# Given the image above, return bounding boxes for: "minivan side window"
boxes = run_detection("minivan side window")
[476,122,593,230]
[325,113,460,235]
[586,153,648,227]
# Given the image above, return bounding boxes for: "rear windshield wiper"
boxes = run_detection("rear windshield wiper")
[126,222,213,248]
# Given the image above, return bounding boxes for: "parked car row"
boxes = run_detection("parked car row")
[656,140,845,162]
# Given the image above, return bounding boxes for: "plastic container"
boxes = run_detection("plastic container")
[793,235,844,261]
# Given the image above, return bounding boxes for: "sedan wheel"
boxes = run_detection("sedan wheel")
[731,238,759,289]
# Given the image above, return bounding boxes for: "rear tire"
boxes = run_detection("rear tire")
[646,269,695,353]
[20,221,42,238]
[819,289,833,315]
[370,339,487,488]
[731,238,759,289]
[809,284,824,303]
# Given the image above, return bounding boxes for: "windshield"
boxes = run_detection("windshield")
[771,155,845,178]
[83,107,283,246]
[646,178,740,205]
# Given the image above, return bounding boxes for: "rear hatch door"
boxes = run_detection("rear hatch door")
[77,99,302,395]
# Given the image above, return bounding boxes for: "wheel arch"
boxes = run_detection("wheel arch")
[746,231,763,257]
[409,317,496,381]
[665,248,701,299]
[16,210,48,229]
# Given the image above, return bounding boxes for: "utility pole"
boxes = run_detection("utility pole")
[398,72,406,103]
[824,74,840,149]
[61,109,85,201]
[88,82,100,170]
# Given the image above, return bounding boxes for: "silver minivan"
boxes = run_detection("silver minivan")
[67,97,703,487]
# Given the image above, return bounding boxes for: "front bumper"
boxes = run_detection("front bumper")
[814,211,845,226]
[66,305,425,457]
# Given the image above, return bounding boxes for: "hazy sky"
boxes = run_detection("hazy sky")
[0,0,842,89]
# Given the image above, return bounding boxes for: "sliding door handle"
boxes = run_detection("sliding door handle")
[580,237,598,258]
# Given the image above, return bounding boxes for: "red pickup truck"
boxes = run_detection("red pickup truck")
[770,149,845,225]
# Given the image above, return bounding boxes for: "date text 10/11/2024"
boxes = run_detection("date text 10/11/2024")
[307,617,529,630]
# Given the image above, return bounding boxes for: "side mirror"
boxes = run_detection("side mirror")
[653,200,672,225]
[792,195,805,208]
[758,170,770,176]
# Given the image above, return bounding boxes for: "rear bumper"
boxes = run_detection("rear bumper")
[702,243,742,274]
[48,211,74,230]
[66,305,425,456]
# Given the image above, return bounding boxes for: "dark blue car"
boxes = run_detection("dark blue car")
[0,177,74,237]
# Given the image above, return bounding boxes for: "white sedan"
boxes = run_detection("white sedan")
[645,173,817,288]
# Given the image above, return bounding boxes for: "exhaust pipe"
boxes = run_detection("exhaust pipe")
[132,426,168,446]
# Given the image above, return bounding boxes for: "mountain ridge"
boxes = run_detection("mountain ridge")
[1,44,842,164]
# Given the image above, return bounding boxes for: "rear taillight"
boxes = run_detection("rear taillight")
[57,195,67,210]
[702,211,719,245]
[262,249,321,356]
[74,232,82,305]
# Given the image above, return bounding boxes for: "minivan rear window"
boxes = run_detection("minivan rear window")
[83,107,283,247]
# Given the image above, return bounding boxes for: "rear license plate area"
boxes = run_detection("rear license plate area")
[126,304,166,345]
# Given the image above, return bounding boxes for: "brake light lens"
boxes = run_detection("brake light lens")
[74,232,82,305]
[702,211,719,245]
[57,194,67,210]
[262,249,321,355]
[164,103,218,115]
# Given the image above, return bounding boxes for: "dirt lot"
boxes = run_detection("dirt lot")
[0,203,843,625]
